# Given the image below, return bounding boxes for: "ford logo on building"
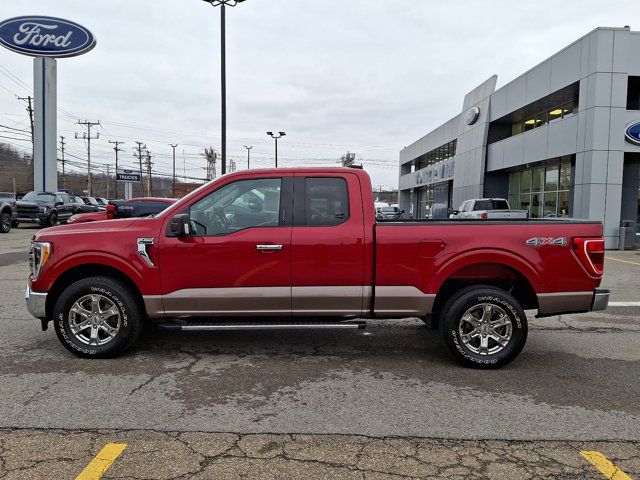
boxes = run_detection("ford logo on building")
[625,122,640,146]
[0,16,96,58]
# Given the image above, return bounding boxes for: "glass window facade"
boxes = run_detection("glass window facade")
[488,82,579,144]
[627,76,640,110]
[415,181,453,219]
[508,160,572,218]
[414,140,456,171]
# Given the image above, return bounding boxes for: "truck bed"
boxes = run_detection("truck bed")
[374,219,603,299]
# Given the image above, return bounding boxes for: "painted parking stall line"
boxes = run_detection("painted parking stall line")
[75,443,127,480]
[580,450,633,480]
[606,257,640,267]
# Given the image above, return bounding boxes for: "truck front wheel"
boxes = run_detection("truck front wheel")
[439,286,527,369]
[0,211,11,233]
[53,277,143,358]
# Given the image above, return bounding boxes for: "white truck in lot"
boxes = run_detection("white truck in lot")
[450,198,529,220]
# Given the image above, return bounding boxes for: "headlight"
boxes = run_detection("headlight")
[29,242,52,279]
[39,206,48,213]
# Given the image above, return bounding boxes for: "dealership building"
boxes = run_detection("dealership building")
[398,26,640,248]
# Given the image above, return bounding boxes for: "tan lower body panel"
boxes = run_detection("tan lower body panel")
[153,287,291,318]
[373,286,435,317]
[537,292,593,315]
[291,286,365,316]
[145,285,434,319]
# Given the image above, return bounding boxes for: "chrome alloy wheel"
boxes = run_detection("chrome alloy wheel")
[68,294,121,346]
[458,303,513,355]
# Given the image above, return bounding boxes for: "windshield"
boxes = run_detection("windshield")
[381,207,397,213]
[22,192,55,203]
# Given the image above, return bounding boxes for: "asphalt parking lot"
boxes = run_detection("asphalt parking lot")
[0,226,639,479]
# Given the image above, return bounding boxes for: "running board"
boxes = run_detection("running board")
[157,320,367,331]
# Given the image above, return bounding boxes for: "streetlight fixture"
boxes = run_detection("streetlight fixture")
[201,0,246,176]
[243,145,252,169]
[266,131,286,168]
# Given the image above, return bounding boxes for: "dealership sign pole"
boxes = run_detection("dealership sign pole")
[0,16,96,193]
[116,169,142,200]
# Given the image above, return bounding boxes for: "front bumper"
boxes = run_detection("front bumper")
[591,288,610,311]
[16,214,48,223]
[25,284,47,319]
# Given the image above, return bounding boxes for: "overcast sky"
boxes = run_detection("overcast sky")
[0,0,634,189]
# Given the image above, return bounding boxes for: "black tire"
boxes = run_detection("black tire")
[439,286,527,369]
[53,277,144,358]
[0,212,11,233]
[47,212,58,227]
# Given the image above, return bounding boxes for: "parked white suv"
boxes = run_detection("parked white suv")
[450,198,528,220]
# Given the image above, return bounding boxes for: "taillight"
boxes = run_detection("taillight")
[480,212,488,219]
[572,237,605,276]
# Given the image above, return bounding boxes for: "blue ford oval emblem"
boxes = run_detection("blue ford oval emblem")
[625,122,640,146]
[0,16,96,58]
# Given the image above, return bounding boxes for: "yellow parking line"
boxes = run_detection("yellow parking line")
[580,450,633,480]
[606,256,640,267]
[75,443,127,480]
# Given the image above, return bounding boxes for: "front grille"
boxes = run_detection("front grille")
[17,206,39,215]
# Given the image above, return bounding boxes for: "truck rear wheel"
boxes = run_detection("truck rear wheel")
[53,277,143,358]
[439,286,527,369]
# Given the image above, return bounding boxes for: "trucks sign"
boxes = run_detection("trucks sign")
[116,170,142,182]
[0,16,96,57]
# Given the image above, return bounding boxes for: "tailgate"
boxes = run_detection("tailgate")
[486,210,528,219]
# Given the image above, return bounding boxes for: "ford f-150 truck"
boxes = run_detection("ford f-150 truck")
[24,168,609,368]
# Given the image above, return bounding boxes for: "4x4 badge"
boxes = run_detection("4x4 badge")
[526,237,567,247]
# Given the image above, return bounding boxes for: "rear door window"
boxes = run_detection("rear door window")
[304,177,349,226]
[473,200,509,210]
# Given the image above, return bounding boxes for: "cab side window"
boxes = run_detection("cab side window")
[305,177,349,226]
[189,178,282,236]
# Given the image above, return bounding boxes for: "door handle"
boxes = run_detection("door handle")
[256,244,283,251]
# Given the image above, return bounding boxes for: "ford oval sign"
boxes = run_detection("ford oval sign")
[0,16,96,58]
[625,122,640,146]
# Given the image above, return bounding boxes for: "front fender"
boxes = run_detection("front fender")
[34,251,150,294]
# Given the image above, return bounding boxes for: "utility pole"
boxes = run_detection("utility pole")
[75,120,100,195]
[144,150,153,197]
[203,147,217,181]
[59,136,66,188]
[170,143,178,196]
[244,145,252,169]
[109,140,124,199]
[106,165,110,198]
[133,141,146,177]
[18,96,34,158]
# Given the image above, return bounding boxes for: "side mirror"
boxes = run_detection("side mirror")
[401,210,405,214]
[170,213,191,237]
[55,201,63,206]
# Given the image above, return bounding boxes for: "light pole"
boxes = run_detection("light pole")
[243,145,252,169]
[202,0,246,176]
[266,131,286,168]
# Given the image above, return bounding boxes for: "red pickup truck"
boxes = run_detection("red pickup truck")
[25,168,609,368]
